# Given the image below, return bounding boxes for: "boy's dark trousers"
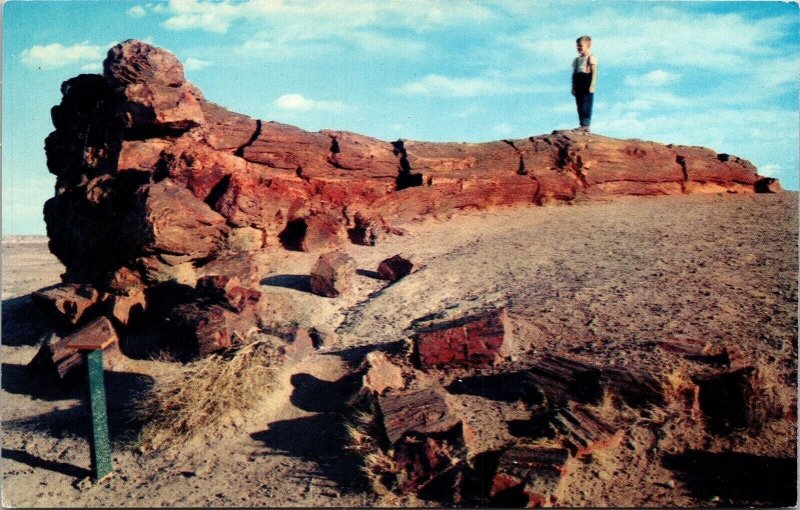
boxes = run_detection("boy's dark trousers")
[572,72,593,127]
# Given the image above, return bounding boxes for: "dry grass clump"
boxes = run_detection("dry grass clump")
[136,335,283,451]
[748,364,794,427]
[346,409,398,497]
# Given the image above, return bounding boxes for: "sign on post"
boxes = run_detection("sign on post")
[64,316,119,482]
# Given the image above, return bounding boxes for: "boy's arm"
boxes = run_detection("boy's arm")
[589,60,597,93]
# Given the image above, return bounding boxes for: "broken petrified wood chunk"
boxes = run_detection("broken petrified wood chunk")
[526,355,604,406]
[32,283,101,325]
[393,422,469,497]
[551,404,624,457]
[377,387,468,495]
[377,254,416,282]
[691,366,755,431]
[104,288,146,326]
[196,275,262,312]
[657,338,731,366]
[309,251,357,297]
[754,177,782,193]
[278,327,316,362]
[172,302,233,356]
[413,309,509,369]
[603,366,666,408]
[348,212,383,246]
[362,351,405,395]
[377,387,462,445]
[489,445,569,508]
[28,317,128,379]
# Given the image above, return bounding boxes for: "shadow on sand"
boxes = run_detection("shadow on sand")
[662,449,797,507]
[250,371,367,494]
[260,274,312,293]
[1,295,60,347]
[2,447,91,479]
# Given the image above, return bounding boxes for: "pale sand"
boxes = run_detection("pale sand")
[2,192,797,507]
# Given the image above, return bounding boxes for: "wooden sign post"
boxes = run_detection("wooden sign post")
[64,316,119,482]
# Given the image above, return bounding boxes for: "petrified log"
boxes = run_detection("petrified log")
[550,405,624,457]
[603,366,666,408]
[309,251,357,297]
[377,387,462,445]
[489,445,569,508]
[657,338,731,366]
[172,275,265,356]
[32,283,101,325]
[377,254,416,282]
[39,39,778,360]
[413,309,509,369]
[526,355,604,406]
[376,387,468,495]
[28,317,127,379]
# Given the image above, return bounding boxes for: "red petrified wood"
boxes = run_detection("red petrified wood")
[489,445,569,508]
[413,309,509,369]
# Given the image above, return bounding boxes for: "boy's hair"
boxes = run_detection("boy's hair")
[576,35,592,45]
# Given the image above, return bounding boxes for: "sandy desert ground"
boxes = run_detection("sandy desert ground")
[2,192,797,507]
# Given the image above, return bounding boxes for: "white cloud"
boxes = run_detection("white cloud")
[493,123,514,136]
[624,70,680,87]
[158,0,495,35]
[80,62,102,72]
[274,93,344,112]
[511,6,791,72]
[20,42,105,69]
[127,5,146,18]
[758,163,780,177]
[393,74,551,97]
[184,57,213,71]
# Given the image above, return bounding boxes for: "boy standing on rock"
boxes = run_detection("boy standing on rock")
[571,35,597,132]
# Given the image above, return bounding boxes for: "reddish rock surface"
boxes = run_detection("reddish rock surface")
[309,251,357,297]
[362,351,405,394]
[377,254,416,282]
[413,309,510,369]
[40,39,777,357]
[489,446,569,507]
[32,284,101,326]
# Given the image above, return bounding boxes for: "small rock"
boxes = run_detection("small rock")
[309,251,357,297]
[362,351,405,394]
[377,254,416,282]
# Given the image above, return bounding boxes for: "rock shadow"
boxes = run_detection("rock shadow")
[260,274,312,293]
[289,372,363,414]
[250,413,365,494]
[446,371,543,404]
[323,340,407,368]
[1,295,61,347]
[355,269,381,280]
[2,447,91,479]
[662,449,797,507]
[3,366,154,444]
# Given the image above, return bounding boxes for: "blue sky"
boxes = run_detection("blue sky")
[3,0,798,234]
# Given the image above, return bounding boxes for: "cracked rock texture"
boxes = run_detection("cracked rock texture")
[41,39,779,355]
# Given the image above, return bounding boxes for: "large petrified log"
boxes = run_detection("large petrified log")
[41,39,778,356]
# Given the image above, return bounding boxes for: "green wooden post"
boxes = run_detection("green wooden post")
[83,349,113,481]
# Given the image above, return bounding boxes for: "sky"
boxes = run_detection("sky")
[3,0,798,234]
